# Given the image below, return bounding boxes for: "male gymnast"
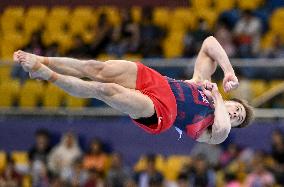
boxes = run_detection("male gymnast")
[14,36,254,144]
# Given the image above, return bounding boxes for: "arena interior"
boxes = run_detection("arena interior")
[0,0,284,186]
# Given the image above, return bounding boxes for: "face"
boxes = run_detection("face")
[225,101,246,127]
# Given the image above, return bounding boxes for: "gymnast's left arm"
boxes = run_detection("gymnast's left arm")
[203,83,231,144]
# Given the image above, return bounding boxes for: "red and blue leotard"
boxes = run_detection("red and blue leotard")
[133,62,215,140]
[166,77,215,139]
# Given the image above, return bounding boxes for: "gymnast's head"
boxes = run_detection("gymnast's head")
[224,98,254,128]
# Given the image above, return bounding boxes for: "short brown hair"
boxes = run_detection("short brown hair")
[230,98,254,128]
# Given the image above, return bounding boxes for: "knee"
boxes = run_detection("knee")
[98,83,120,97]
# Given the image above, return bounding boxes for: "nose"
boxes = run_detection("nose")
[229,112,237,118]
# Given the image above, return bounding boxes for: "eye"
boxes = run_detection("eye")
[236,107,240,112]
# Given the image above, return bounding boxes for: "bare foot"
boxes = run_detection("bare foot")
[16,50,53,80]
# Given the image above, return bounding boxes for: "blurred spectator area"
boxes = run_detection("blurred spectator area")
[0,0,283,60]
[0,1,284,109]
[0,121,284,186]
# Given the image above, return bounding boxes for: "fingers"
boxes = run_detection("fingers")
[202,80,214,91]
[224,81,239,92]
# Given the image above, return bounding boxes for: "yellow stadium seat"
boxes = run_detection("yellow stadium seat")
[171,8,197,31]
[134,154,165,173]
[217,81,231,100]
[153,7,170,28]
[131,6,142,23]
[0,65,12,82]
[97,54,118,61]
[11,151,29,173]
[1,33,28,59]
[164,155,191,180]
[237,0,263,10]
[250,79,268,98]
[69,7,96,43]
[163,31,185,58]
[26,6,47,18]
[270,8,284,39]
[2,7,24,18]
[191,0,212,10]
[42,84,64,108]
[65,95,88,108]
[0,151,6,172]
[49,6,70,19]
[42,6,72,50]
[1,7,24,34]
[19,80,44,107]
[269,80,284,89]
[215,0,236,13]
[260,31,276,50]
[123,54,142,61]
[24,7,48,35]
[195,8,218,29]
[11,151,29,165]
[98,6,120,26]
[0,80,20,107]
[22,175,32,187]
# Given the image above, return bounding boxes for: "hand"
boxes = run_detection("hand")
[202,81,220,102]
[223,73,239,92]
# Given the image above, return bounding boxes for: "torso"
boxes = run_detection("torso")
[166,77,215,140]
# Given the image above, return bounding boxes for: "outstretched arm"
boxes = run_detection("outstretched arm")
[192,36,238,92]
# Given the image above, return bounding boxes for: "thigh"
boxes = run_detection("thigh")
[99,83,155,119]
[86,60,138,89]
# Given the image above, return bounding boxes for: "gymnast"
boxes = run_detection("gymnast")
[14,36,254,144]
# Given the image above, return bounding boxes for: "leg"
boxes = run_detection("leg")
[15,57,154,118]
[14,50,87,78]
[14,51,138,89]
[53,75,155,118]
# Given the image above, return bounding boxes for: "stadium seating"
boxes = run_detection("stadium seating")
[131,6,142,23]
[98,6,120,26]
[153,7,170,28]
[269,8,284,40]
[163,31,185,58]
[24,6,47,36]
[42,83,65,108]
[18,80,44,107]
[0,80,20,107]
[215,0,236,13]
[69,7,96,44]
[134,154,165,173]
[191,0,212,10]
[237,0,264,10]
[65,94,88,108]
[0,65,12,82]
[0,151,6,172]
[250,79,268,98]
[163,155,191,180]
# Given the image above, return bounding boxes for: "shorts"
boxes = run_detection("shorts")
[132,62,177,134]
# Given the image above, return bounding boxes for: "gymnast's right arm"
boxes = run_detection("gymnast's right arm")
[192,36,238,92]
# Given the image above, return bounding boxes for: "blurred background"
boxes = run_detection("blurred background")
[0,0,284,186]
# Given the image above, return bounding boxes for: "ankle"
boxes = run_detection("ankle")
[37,56,49,66]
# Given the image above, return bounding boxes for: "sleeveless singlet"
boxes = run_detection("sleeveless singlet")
[166,77,215,140]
